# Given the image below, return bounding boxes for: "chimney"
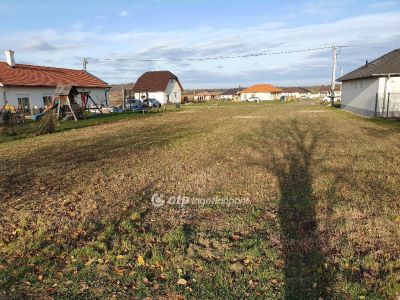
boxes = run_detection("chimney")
[365,60,368,67]
[5,50,16,67]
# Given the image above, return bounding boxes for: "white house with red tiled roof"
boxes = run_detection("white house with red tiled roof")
[132,71,183,104]
[0,50,110,115]
[240,84,282,101]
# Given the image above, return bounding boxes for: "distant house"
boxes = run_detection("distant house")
[0,50,109,115]
[307,85,341,99]
[240,84,282,101]
[282,87,311,99]
[318,85,341,98]
[132,71,183,104]
[193,91,220,101]
[338,48,400,117]
[220,88,243,101]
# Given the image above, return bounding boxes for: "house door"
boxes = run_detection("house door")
[166,94,170,103]
[18,97,31,115]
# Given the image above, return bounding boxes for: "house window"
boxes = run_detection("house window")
[18,97,31,115]
[174,92,177,98]
[43,96,52,107]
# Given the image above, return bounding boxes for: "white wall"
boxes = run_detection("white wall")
[0,86,108,114]
[241,92,281,101]
[378,76,400,117]
[282,92,301,98]
[378,76,400,93]
[165,79,182,104]
[341,78,380,116]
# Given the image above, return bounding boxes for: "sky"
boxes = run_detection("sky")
[0,0,399,88]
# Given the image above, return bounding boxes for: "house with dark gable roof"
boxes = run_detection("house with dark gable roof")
[220,88,243,101]
[132,71,183,104]
[338,48,400,117]
[281,87,311,99]
[0,50,109,115]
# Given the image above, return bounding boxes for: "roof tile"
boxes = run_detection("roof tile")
[133,71,183,92]
[338,48,400,81]
[0,62,108,88]
[241,84,282,93]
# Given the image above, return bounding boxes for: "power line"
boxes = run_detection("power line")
[86,45,348,63]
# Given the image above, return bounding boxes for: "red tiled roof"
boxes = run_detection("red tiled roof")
[0,62,108,88]
[241,84,282,93]
[133,71,183,92]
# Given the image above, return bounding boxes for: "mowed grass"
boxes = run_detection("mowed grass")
[0,107,180,144]
[0,101,399,299]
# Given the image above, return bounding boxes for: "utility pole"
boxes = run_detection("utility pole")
[330,46,337,105]
[82,57,89,71]
[122,86,126,112]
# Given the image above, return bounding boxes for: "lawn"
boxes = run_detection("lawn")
[0,107,178,144]
[0,101,399,299]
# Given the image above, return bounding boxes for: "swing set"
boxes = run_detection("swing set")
[34,85,102,122]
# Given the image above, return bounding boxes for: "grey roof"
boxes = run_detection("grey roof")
[282,87,311,93]
[338,48,400,82]
[221,88,244,95]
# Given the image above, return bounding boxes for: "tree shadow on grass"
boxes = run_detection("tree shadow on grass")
[256,119,336,299]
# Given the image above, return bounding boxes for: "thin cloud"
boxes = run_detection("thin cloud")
[368,1,399,9]
[21,39,57,51]
[119,10,129,17]
[1,11,399,87]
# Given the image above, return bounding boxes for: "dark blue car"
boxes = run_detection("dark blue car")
[126,99,145,112]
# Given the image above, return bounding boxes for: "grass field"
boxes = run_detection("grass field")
[0,101,399,299]
[0,107,178,144]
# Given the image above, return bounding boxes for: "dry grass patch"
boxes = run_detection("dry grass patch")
[0,102,399,299]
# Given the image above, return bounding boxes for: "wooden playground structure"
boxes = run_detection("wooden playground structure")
[1,85,102,136]
[37,85,102,121]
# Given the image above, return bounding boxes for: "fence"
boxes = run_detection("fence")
[374,93,400,118]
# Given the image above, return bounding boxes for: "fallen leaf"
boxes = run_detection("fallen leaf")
[177,278,187,285]
[131,212,140,221]
[85,258,96,266]
[230,263,243,273]
[230,234,241,241]
[137,255,145,266]
[115,268,125,276]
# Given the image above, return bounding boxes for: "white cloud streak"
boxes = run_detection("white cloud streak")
[0,12,399,87]
[119,10,129,17]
